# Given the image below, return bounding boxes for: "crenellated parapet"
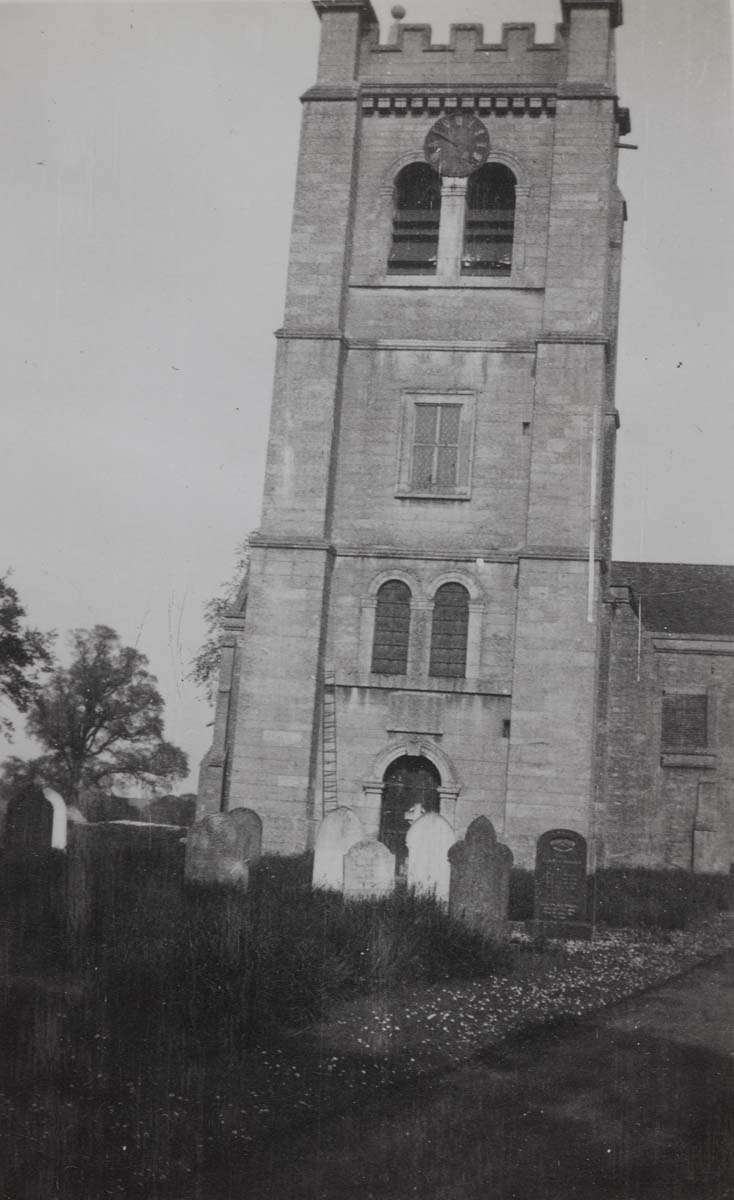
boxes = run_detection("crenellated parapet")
[312,0,622,92]
[359,22,565,88]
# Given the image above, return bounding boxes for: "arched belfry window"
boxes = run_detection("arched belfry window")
[371,580,411,675]
[462,163,516,276]
[429,583,469,678]
[387,163,441,275]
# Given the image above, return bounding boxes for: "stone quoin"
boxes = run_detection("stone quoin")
[199,0,734,880]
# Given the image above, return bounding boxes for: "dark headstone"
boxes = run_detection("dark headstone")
[228,807,263,862]
[448,816,513,936]
[185,809,261,888]
[3,785,54,855]
[533,828,591,939]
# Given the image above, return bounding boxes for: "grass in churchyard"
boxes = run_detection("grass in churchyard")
[0,846,731,1198]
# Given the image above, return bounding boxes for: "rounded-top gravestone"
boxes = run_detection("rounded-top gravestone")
[228,808,263,862]
[533,828,590,939]
[406,812,456,904]
[312,806,364,891]
[3,783,67,855]
[185,808,262,888]
[343,839,395,900]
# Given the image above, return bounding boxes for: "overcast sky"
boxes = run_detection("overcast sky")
[1,0,732,789]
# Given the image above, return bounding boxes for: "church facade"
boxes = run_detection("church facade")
[199,0,734,877]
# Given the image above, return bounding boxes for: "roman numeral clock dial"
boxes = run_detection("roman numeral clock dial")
[424,114,490,177]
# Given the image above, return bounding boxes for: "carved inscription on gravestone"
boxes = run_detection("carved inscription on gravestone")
[534,829,589,936]
[343,839,395,900]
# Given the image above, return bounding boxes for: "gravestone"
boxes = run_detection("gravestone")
[533,828,591,939]
[3,785,55,856]
[448,816,513,936]
[406,812,456,904]
[312,807,364,890]
[229,807,263,862]
[343,839,395,900]
[185,809,261,888]
[42,787,70,850]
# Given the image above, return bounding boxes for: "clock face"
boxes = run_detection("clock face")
[424,114,490,178]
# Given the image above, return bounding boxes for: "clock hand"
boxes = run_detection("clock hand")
[431,130,459,149]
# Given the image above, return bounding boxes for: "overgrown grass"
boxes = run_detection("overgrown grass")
[1,844,509,1051]
[1,846,733,1198]
[101,855,511,1052]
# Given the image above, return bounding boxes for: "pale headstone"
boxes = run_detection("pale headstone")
[312,807,364,890]
[42,786,69,850]
[343,839,395,900]
[533,828,591,938]
[185,811,259,887]
[448,816,513,936]
[406,812,456,904]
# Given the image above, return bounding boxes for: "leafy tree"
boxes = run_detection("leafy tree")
[191,537,249,704]
[23,625,188,806]
[0,574,53,737]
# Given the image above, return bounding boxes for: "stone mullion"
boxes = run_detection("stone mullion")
[436,176,468,280]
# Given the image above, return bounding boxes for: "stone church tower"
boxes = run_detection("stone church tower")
[200,0,629,869]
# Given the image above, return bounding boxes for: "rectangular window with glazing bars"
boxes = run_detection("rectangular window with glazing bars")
[411,403,461,492]
[396,391,475,500]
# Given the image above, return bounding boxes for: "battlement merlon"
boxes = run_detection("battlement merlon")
[312,0,622,90]
[313,0,379,84]
[562,0,622,86]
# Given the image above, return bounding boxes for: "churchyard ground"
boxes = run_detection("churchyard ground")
[0,846,732,1199]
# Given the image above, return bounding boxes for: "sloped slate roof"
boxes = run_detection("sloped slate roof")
[611,562,734,635]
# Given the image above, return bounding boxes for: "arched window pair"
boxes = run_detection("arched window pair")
[387,162,516,277]
[371,580,469,678]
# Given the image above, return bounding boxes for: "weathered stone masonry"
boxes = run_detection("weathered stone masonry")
[199,0,734,875]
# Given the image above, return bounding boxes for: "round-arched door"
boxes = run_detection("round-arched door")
[380,755,440,876]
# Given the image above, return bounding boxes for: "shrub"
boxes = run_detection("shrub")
[0,850,68,969]
[592,867,731,931]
